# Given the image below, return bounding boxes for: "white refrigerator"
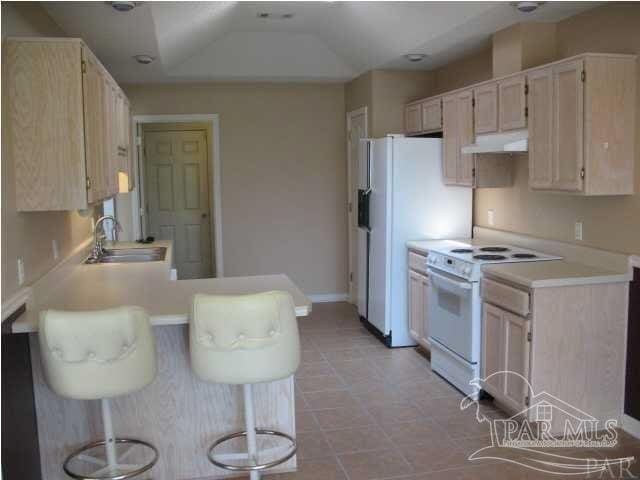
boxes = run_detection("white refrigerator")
[357,136,472,347]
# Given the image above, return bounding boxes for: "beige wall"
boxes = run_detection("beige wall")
[345,69,433,138]
[432,44,493,95]
[475,4,640,255]
[124,83,347,295]
[1,2,99,303]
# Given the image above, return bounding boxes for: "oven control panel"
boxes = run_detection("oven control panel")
[427,253,475,280]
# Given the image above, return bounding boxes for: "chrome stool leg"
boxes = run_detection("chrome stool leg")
[207,384,297,477]
[63,399,158,480]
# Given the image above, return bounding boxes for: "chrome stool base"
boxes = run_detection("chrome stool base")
[63,438,159,480]
[207,429,297,472]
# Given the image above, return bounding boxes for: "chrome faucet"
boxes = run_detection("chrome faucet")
[87,215,123,263]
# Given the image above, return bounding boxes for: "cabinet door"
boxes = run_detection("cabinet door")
[474,83,498,134]
[457,90,475,186]
[82,49,108,203]
[528,67,554,189]
[405,103,423,134]
[481,303,505,395]
[104,82,119,197]
[421,98,442,132]
[408,270,424,343]
[122,97,134,191]
[442,94,459,184]
[503,310,531,409]
[499,75,527,131]
[553,59,584,192]
[419,274,430,348]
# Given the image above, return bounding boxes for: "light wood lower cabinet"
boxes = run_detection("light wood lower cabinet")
[407,252,430,350]
[5,37,133,211]
[481,275,628,435]
[481,302,530,411]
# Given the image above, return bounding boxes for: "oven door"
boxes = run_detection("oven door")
[427,267,479,363]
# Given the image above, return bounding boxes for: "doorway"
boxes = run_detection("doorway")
[132,115,223,279]
[346,107,368,304]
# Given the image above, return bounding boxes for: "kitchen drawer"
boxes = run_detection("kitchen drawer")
[408,251,428,275]
[481,277,530,316]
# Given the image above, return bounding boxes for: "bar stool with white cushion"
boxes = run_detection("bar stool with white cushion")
[190,291,300,480]
[39,306,158,480]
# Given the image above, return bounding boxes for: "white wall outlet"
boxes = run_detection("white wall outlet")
[17,257,25,286]
[488,209,495,226]
[52,239,59,260]
[575,221,583,241]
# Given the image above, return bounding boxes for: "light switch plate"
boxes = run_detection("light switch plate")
[575,221,583,241]
[17,257,25,286]
[488,209,495,226]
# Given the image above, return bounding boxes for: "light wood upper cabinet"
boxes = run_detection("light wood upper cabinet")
[421,98,442,132]
[528,67,554,189]
[442,94,459,184]
[473,83,498,134]
[5,38,133,211]
[498,74,527,131]
[405,103,422,135]
[527,54,635,195]
[457,90,475,186]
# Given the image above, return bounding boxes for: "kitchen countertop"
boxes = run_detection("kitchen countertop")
[12,240,311,333]
[406,238,631,288]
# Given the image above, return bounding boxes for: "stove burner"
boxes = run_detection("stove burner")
[451,248,473,254]
[473,254,507,261]
[480,247,510,252]
[512,253,537,259]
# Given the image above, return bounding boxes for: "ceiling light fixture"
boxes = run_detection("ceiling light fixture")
[133,54,155,65]
[513,1,542,13]
[405,53,427,63]
[257,12,271,18]
[109,1,136,12]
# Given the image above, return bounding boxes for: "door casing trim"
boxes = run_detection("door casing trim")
[132,114,223,277]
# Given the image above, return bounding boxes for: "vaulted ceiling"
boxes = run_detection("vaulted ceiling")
[43,1,599,83]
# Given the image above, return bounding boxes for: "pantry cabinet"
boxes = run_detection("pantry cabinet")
[5,37,133,211]
[527,54,636,195]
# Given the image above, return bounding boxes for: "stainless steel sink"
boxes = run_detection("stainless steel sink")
[85,247,167,264]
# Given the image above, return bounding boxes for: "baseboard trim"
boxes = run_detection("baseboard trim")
[307,293,349,303]
[622,414,640,439]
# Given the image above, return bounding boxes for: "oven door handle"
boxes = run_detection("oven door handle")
[427,268,472,290]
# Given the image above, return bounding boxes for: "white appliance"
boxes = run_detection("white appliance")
[426,241,561,398]
[461,129,528,154]
[357,136,472,347]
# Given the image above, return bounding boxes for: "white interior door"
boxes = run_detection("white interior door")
[144,129,213,279]
[347,108,368,305]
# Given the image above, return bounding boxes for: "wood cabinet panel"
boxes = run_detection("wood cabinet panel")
[498,75,527,131]
[481,303,505,396]
[553,59,584,192]
[421,98,442,132]
[528,67,554,189]
[442,95,458,185]
[408,268,429,349]
[405,103,422,135]
[6,40,87,211]
[457,90,475,186]
[473,83,498,134]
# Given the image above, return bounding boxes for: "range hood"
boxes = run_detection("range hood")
[461,129,528,154]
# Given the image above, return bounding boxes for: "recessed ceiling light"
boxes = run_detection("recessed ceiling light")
[513,1,543,13]
[405,53,427,63]
[109,1,136,12]
[133,54,155,65]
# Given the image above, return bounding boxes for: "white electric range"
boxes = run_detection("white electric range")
[425,241,561,398]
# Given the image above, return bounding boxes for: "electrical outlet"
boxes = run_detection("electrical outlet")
[575,221,583,241]
[488,209,495,226]
[17,257,25,286]
[52,239,59,260]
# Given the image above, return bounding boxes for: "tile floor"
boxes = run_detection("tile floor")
[269,302,640,480]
